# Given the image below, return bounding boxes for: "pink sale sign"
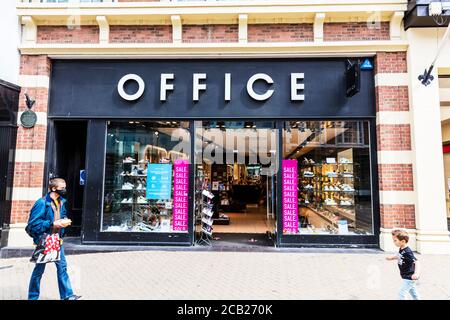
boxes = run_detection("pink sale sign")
[173,159,189,231]
[282,159,298,233]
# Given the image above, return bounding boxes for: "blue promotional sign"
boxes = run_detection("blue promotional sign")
[360,59,374,71]
[146,164,172,200]
[80,170,86,186]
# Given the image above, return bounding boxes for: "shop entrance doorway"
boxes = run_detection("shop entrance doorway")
[51,121,87,237]
[194,121,278,246]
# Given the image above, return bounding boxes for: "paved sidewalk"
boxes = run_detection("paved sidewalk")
[1,250,450,300]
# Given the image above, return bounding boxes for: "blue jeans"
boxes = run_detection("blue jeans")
[398,279,420,300]
[28,245,74,300]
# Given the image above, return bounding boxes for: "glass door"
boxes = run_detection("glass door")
[193,121,278,244]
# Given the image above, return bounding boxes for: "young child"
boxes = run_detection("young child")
[386,229,421,300]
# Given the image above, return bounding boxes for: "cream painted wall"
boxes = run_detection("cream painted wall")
[0,0,21,85]
[406,27,450,253]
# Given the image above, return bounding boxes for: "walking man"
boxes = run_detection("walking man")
[26,177,81,300]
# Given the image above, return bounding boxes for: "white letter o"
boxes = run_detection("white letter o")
[118,74,145,101]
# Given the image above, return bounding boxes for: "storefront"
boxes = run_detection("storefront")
[46,58,379,247]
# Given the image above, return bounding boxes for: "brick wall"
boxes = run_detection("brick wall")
[10,201,36,224]
[380,205,416,229]
[20,55,51,76]
[11,55,51,224]
[12,163,45,188]
[376,124,411,151]
[248,24,313,42]
[378,164,414,191]
[375,51,415,230]
[37,26,99,44]
[375,52,408,74]
[183,25,238,43]
[18,88,49,113]
[110,25,172,43]
[324,22,389,41]
[375,86,409,112]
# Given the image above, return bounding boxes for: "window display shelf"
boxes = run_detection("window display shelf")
[306,206,339,227]
[322,205,355,222]
[300,163,355,167]
[119,174,147,177]
[119,202,149,205]
[301,189,356,193]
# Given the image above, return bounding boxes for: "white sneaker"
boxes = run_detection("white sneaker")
[137,196,147,204]
[327,172,338,178]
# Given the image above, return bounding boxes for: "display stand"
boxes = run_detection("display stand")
[266,175,275,219]
[196,190,214,246]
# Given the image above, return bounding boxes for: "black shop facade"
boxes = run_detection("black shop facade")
[46,58,380,248]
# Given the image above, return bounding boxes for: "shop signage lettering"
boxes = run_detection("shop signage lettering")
[173,159,189,232]
[282,159,299,234]
[117,73,305,102]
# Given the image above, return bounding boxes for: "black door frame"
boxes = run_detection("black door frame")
[0,80,20,248]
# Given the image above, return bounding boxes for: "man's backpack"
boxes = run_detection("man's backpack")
[25,222,33,238]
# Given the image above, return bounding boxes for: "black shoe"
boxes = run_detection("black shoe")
[65,295,82,300]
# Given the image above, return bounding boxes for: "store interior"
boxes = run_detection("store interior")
[194,121,277,237]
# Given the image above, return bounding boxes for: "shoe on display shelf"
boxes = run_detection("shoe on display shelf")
[342,171,353,178]
[324,199,337,205]
[120,171,130,176]
[120,198,132,204]
[137,196,148,204]
[123,182,135,190]
[339,157,351,164]
[123,157,136,163]
[326,172,338,178]
[342,185,355,192]
[303,171,314,177]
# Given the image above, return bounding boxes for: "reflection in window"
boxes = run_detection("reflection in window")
[102,121,190,233]
[282,121,373,236]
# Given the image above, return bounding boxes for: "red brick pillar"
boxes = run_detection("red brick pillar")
[374,52,416,251]
[7,55,50,247]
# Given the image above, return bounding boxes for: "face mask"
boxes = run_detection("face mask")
[55,188,67,197]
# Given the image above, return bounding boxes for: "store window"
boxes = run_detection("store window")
[102,121,190,233]
[282,120,373,236]
[41,0,103,3]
